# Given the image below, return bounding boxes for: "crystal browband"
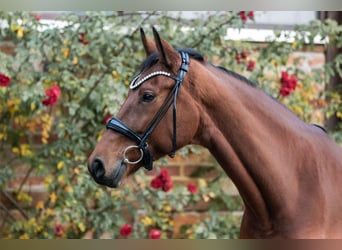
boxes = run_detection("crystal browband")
[130,71,172,90]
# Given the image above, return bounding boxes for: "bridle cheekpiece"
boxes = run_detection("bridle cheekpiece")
[106,51,190,171]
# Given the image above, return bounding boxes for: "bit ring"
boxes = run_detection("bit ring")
[123,145,144,165]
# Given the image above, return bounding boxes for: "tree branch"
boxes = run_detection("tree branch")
[0,190,29,220]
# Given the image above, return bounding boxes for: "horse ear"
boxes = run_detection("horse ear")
[152,27,178,68]
[140,28,157,56]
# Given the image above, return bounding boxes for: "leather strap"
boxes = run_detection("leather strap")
[106,52,189,170]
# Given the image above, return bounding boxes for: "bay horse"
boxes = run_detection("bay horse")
[88,27,342,238]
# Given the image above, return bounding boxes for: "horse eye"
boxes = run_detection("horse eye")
[141,92,155,103]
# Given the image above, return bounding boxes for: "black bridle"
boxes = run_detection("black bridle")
[106,51,190,171]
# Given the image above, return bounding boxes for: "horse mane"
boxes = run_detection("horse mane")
[138,47,257,88]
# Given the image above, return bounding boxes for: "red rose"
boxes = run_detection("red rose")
[235,54,241,64]
[42,84,61,106]
[241,51,249,59]
[246,60,256,71]
[239,11,254,22]
[247,11,254,20]
[102,113,112,125]
[187,183,198,194]
[0,73,11,87]
[149,229,161,239]
[279,87,292,97]
[150,169,173,192]
[279,71,298,97]
[289,76,298,89]
[120,224,132,237]
[151,177,163,189]
[54,223,64,237]
[159,169,173,192]
[162,179,173,192]
[159,169,169,179]
[79,33,89,45]
[239,11,247,22]
[280,71,289,84]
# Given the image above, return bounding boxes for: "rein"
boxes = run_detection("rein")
[106,51,190,170]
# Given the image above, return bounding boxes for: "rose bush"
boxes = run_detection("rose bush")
[0,11,341,239]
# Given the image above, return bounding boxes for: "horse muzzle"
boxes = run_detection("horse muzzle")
[88,157,126,188]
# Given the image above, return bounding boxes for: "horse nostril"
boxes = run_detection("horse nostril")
[91,158,106,180]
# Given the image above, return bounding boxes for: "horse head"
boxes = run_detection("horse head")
[87,27,201,187]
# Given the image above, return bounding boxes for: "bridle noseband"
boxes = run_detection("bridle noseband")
[106,51,190,171]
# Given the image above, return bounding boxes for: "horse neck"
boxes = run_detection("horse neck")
[190,63,305,229]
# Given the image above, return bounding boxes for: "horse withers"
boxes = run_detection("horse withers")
[88,27,342,238]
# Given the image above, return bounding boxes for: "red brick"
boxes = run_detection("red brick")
[165,165,181,176]
[183,165,218,179]
[308,55,325,67]
[302,44,325,53]
[287,54,304,66]
[171,179,190,188]
[145,165,181,177]
[8,163,31,178]
[0,188,48,209]
[7,176,45,189]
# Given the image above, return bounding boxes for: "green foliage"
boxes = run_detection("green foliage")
[185,212,242,239]
[0,11,341,239]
